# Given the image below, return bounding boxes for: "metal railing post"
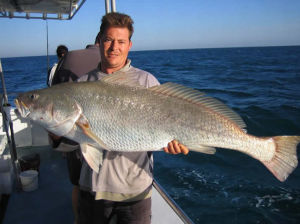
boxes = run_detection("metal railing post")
[105,0,117,14]
[0,59,22,190]
[111,0,116,12]
[105,0,110,14]
[0,59,8,105]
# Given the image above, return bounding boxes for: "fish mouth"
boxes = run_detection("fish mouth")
[14,99,30,118]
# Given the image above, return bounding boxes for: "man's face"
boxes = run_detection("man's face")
[100,26,132,73]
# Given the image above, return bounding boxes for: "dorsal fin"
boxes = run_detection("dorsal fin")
[149,82,247,130]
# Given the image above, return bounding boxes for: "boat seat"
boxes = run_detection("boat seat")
[51,46,100,85]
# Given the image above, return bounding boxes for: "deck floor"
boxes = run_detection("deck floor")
[3,146,74,224]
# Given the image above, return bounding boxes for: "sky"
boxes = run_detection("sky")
[0,0,300,58]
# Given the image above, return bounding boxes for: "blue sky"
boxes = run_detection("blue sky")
[1,0,300,58]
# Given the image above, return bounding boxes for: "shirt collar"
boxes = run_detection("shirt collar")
[99,59,131,74]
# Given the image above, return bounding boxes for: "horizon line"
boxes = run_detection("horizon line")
[1,44,300,59]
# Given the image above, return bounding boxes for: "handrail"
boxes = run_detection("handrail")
[153,179,194,224]
[0,59,22,190]
[0,60,8,105]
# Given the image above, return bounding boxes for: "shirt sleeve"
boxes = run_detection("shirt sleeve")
[145,73,160,88]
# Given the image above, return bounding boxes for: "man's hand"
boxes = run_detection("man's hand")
[48,132,61,141]
[48,132,62,148]
[163,140,189,155]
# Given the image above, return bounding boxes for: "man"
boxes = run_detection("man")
[47,45,68,86]
[77,12,188,224]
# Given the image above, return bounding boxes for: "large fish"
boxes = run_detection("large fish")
[15,75,300,181]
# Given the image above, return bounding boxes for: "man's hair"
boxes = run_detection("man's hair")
[56,45,68,58]
[94,32,101,44]
[99,12,134,41]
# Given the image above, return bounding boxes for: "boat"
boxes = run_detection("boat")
[0,0,194,223]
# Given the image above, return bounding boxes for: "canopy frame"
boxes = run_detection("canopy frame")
[0,0,86,20]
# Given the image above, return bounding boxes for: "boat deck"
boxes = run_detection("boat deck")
[3,146,74,224]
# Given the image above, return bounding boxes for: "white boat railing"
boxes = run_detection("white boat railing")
[153,179,194,224]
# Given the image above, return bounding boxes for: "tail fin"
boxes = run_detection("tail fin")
[262,136,300,182]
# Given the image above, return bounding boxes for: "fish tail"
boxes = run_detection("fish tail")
[262,136,300,182]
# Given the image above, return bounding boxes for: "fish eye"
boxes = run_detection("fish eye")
[29,94,39,100]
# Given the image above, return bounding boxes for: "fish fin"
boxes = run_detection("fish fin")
[149,83,247,131]
[101,72,144,88]
[187,144,216,154]
[262,136,300,182]
[80,143,103,173]
[76,115,110,151]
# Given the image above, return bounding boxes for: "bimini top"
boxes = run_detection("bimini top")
[0,0,86,20]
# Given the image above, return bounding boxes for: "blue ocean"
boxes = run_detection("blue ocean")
[1,46,300,224]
